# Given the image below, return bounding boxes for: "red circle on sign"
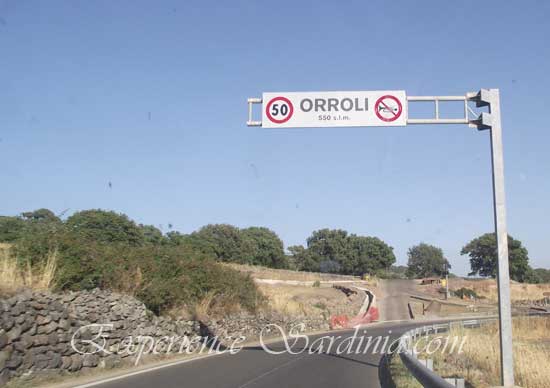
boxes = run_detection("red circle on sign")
[375,95,403,122]
[266,96,294,124]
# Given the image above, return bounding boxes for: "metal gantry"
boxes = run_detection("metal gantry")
[247,89,514,387]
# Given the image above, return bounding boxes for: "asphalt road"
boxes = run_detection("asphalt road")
[378,279,418,322]
[76,280,422,388]
[81,322,426,388]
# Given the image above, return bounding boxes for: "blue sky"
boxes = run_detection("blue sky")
[1,0,549,275]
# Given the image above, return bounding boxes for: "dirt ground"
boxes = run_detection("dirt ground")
[227,263,378,319]
[449,277,550,302]
[229,264,550,322]
[224,263,364,282]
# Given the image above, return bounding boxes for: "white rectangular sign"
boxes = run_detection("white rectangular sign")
[261,91,407,128]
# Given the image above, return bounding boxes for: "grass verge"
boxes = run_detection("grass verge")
[414,316,550,387]
[0,247,57,296]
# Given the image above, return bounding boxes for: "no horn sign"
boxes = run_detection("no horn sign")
[262,91,407,128]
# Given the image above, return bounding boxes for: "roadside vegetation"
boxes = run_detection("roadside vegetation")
[1,208,548,318]
[387,353,422,388]
[0,209,264,316]
[0,208,396,318]
[402,316,550,388]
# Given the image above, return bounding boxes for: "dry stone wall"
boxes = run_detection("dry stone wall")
[0,289,329,386]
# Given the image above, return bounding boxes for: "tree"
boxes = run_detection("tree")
[406,243,450,278]
[0,216,26,242]
[347,235,396,276]
[139,224,164,245]
[65,209,144,246]
[21,209,60,223]
[0,209,61,243]
[190,224,255,264]
[288,245,319,272]
[241,227,288,268]
[290,229,395,275]
[461,233,531,282]
[306,229,349,271]
[532,268,550,283]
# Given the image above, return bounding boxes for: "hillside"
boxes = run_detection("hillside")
[226,263,380,322]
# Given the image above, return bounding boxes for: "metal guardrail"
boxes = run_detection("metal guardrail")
[397,318,498,388]
[400,351,455,388]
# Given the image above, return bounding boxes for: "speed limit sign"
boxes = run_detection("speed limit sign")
[265,96,294,124]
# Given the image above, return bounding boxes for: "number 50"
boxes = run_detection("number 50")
[271,103,289,116]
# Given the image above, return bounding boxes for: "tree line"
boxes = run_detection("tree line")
[0,208,548,288]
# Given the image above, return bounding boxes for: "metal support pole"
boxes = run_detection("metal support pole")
[488,89,515,387]
[445,263,449,300]
[246,89,516,386]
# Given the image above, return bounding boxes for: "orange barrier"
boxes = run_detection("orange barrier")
[330,307,379,329]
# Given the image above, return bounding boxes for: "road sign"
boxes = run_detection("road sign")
[249,89,515,387]
[375,95,403,122]
[261,91,407,128]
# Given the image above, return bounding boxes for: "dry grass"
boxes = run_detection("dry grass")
[192,291,217,321]
[0,242,13,250]
[450,278,550,302]
[221,263,379,319]
[426,316,550,387]
[257,283,364,318]
[188,290,254,320]
[0,248,57,296]
[388,353,422,388]
[261,287,311,316]
[224,263,360,282]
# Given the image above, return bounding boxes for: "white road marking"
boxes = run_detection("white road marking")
[72,352,224,388]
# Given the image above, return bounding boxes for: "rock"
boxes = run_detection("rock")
[30,346,48,355]
[55,342,73,356]
[51,301,65,313]
[0,349,11,369]
[5,326,21,344]
[61,293,77,303]
[0,369,11,386]
[57,332,73,343]
[5,352,22,369]
[21,350,34,370]
[33,335,50,346]
[0,331,7,349]
[19,334,33,349]
[101,355,121,369]
[83,354,99,367]
[10,303,26,316]
[27,324,37,335]
[37,321,58,334]
[61,356,72,369]
[1,315,14,331]
[19,316,34,333]
[48,332,58,346]
[36,314,53,325]
[47,352,62,368]
[58,319,71,331]
[29,301,47,311]
[69,355,83,371]
[33,353,50,370]
[12,340,26,353]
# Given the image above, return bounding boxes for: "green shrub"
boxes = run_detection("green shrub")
[453,287,480,299]
[134,247,263,315]
[3,209,267,317]
[65,209,144,246]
